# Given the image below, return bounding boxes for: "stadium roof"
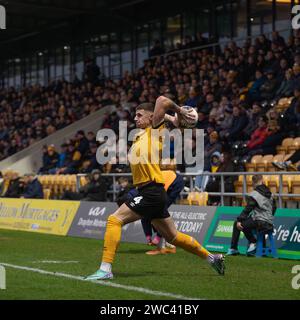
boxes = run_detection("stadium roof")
[0,0,220,60]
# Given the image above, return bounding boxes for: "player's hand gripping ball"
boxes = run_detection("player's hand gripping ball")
[178,106,198,128]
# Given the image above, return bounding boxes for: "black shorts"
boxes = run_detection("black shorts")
[125,182,170,220]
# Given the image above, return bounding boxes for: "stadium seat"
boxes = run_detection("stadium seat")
[268,154,285,171]
[256,155,273,172]
[276,138,294,155]
[287,137,300,154]
[43,188,51,200]
[187,191,208,206]
[245,155,263,172]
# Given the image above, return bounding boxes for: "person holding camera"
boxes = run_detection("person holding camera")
[227,174,276,256]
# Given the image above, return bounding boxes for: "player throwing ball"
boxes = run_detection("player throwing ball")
[86,96,225,280]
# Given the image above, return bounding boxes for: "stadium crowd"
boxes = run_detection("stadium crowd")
[1,30,300,202]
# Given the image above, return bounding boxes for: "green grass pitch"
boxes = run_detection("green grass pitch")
[0,229,299,300]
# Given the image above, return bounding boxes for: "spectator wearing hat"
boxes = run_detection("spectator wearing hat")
[21,173,43,199]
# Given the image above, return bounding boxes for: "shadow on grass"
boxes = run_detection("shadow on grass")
[118,249,149,254]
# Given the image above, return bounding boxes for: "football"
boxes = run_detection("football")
[179,106,198,128]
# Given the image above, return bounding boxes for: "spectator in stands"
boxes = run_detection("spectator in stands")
[283,84,300,130]
[75,130,90,156]
[115,177,133,207]
[243,102,263,139]
[193,32,208,47]
[149,40,165,57]
[62,169,107,201]
[275,68,294,98]
[246,115,270,151]
[57,143,81,174]
[84,58,100,84]
[39,144,59,174]
[195,151,221,192]
[225,106,249,141]
[260,70,278,101]
[81,142,102,173]
[21,173,44,199]
[196,110,210,131]
[206,150,236,205]
[292,63,300,89]
[204,131,222,170]
[47,143,69,174]
[3,171,24,198]
[217,105,233,139]
[248,120,284,156]
[184,85,202,109]
[247,69,266,103]
[227,174,276,256]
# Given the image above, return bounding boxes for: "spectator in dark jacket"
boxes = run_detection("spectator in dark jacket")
[260,70,278,101]
[21,173,44,199]
[226,106,249,141]
[185,85,202,109]
[39,145,59,174]
[247,70,266,103]
[243,102,263,139]
[3,172,24,198]
[275,68,294,98]
[57,144,81,174]
[116,177,133,207]
[75,130,90,156]
[62,170,107,201]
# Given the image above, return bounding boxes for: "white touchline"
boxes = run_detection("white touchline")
[0,262,204,300]
[32,260,79,264]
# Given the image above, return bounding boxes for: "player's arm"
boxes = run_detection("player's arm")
[152,96,194,128]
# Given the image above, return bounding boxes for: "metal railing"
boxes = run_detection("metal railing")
[150,28,291,60]
[76,171,300,208]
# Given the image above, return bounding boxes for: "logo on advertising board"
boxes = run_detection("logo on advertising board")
[68,202,217,244]
[0,198,79,235]
[204,207,300,259]
[68,202,118,239]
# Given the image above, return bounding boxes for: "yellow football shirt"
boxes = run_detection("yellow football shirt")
[129,123,165,186]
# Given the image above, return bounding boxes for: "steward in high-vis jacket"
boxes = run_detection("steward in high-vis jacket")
[227,174,276,256]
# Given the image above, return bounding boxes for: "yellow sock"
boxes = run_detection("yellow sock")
[102,215,123,264]
[171,232,212,260]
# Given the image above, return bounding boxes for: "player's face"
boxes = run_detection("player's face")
[134,109,153,129]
